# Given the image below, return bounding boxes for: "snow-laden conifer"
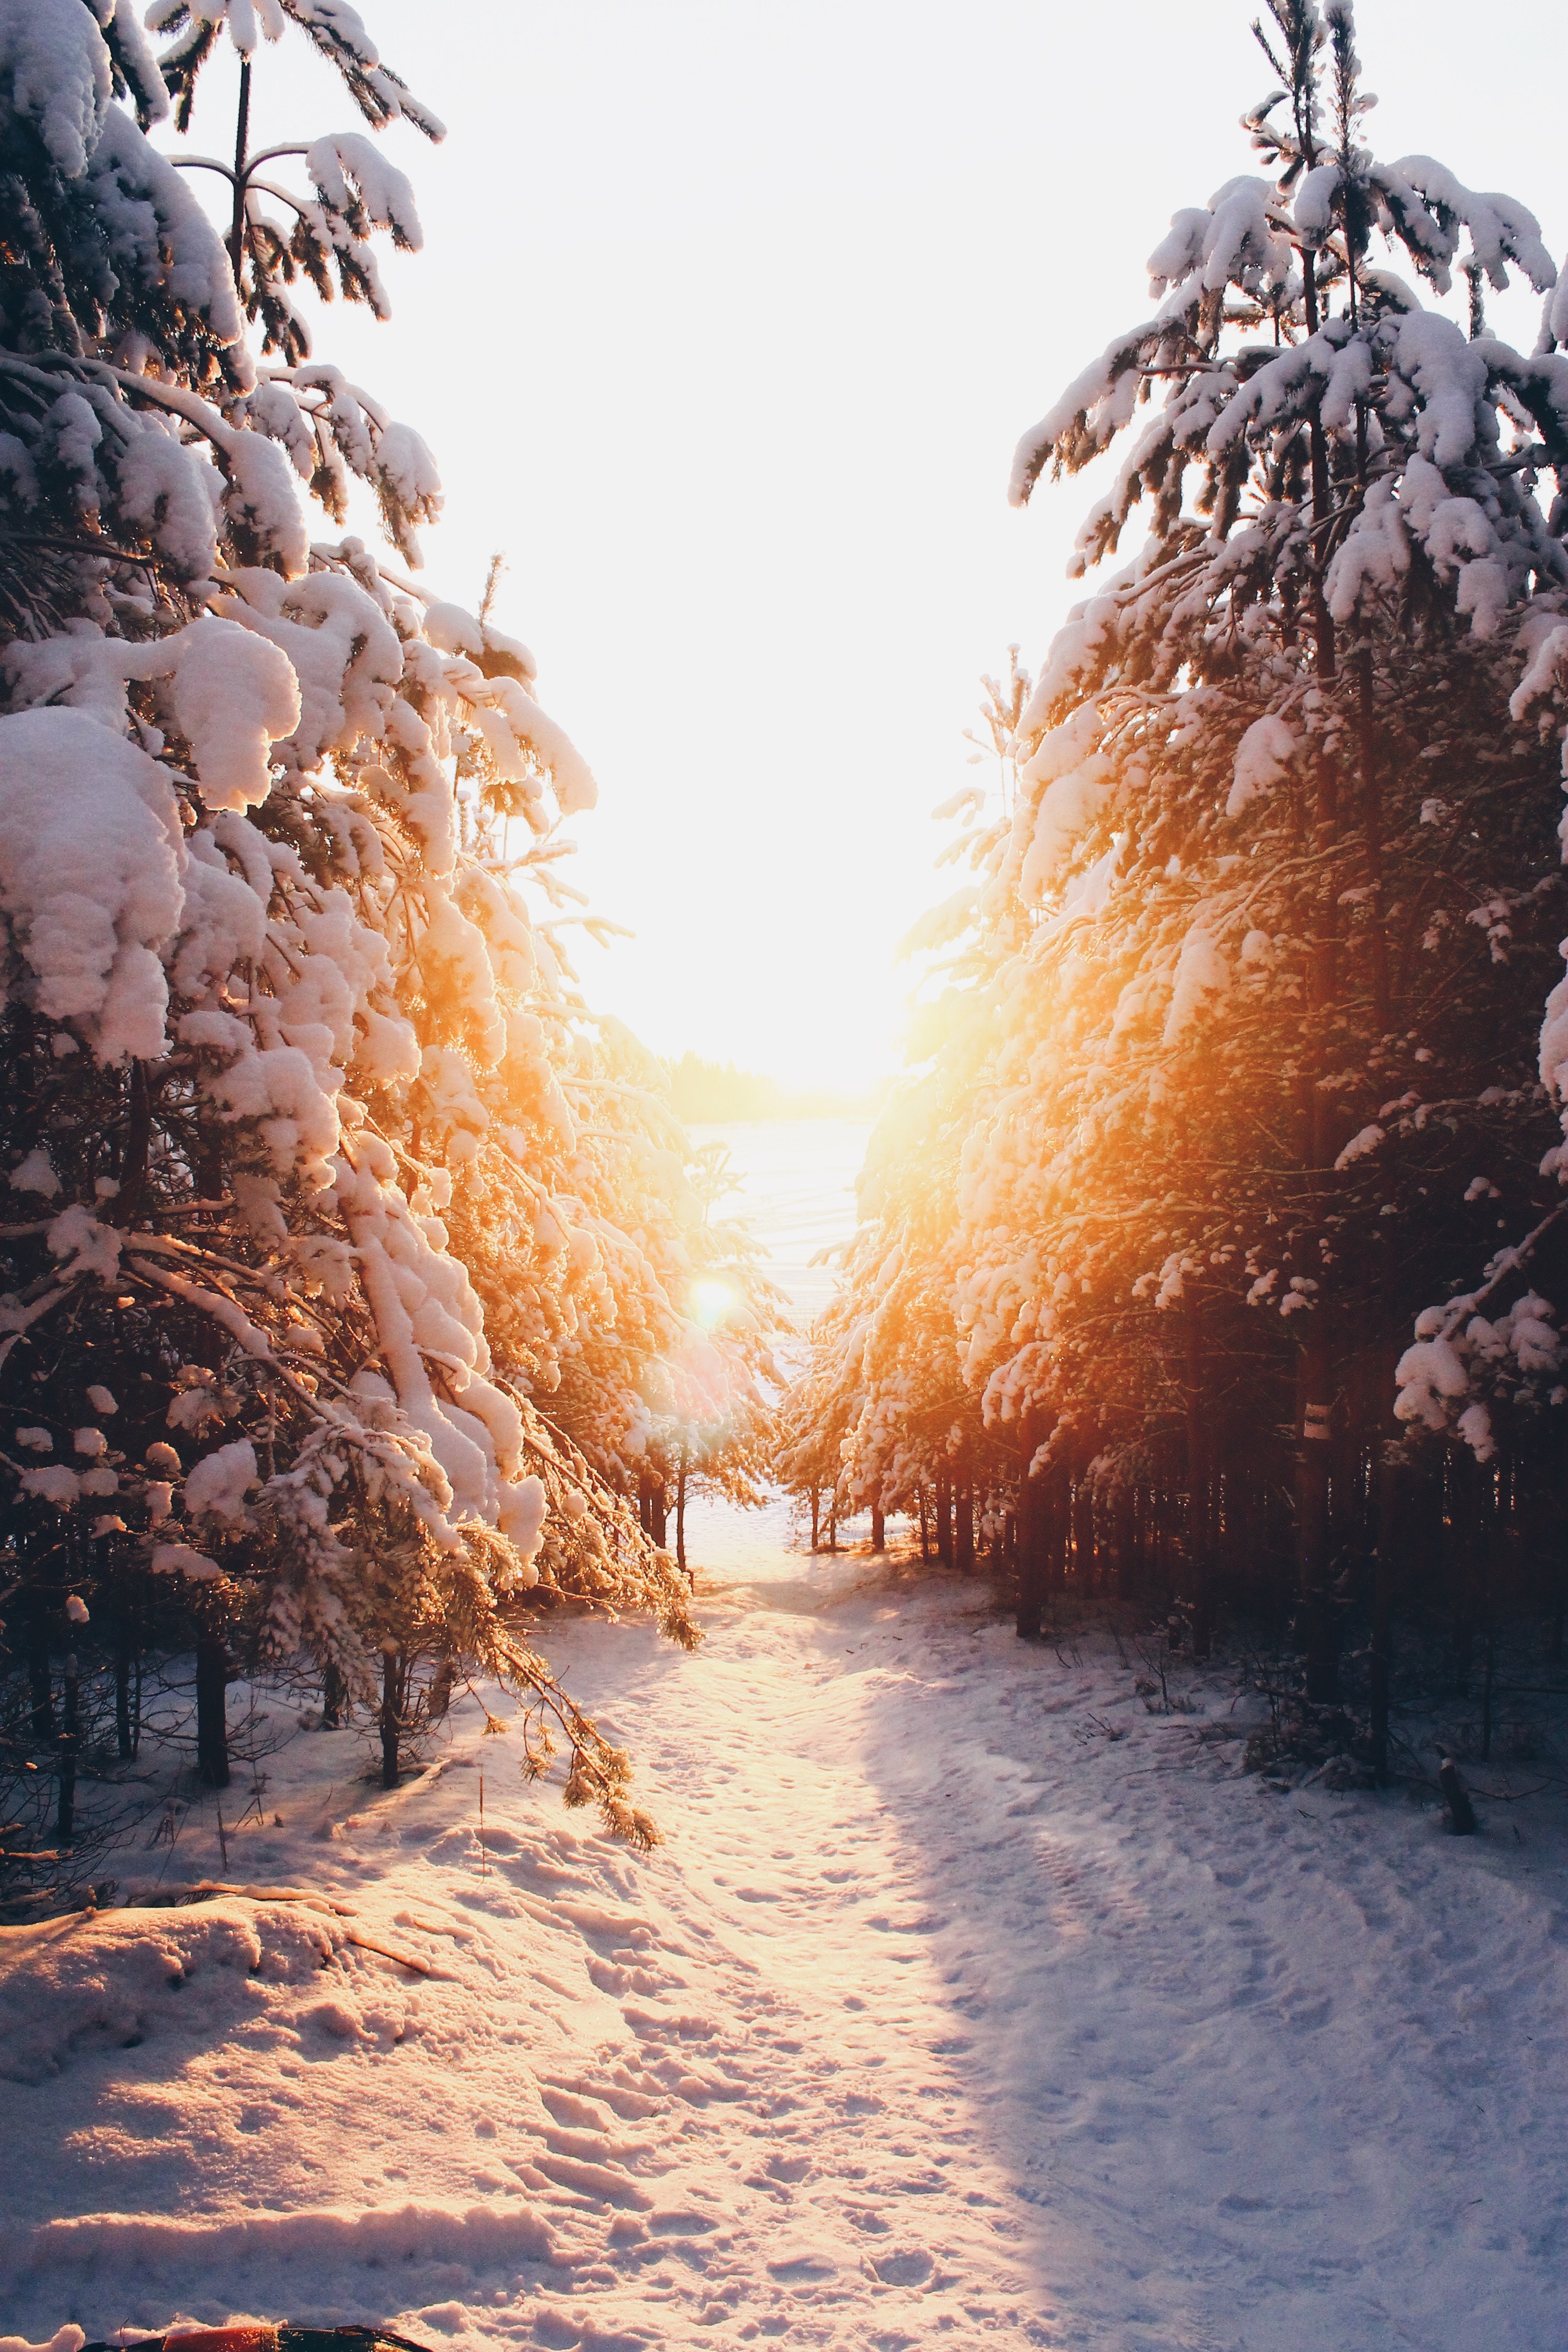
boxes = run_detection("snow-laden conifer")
[0,0,767,1900]
[797,1,1568,1710]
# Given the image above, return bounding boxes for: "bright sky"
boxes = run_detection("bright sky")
[190,0,1567,1093]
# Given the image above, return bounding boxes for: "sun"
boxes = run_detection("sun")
[693,1279,737,1330]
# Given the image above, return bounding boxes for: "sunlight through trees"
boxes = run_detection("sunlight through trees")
[0,0,782,1908]
[787,1,1568,1748]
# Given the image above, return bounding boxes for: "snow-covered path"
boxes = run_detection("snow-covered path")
[6,1501,1568,2351]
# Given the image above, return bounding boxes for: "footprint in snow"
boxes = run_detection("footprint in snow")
[868,2247,935,2286]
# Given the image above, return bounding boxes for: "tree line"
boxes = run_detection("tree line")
[0,0,777,1912]
[782,0,1568,1774]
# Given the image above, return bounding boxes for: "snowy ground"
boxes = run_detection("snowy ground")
[5,1497,1568,2352]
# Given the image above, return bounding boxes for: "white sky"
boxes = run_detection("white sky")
[189,0,1567,1092]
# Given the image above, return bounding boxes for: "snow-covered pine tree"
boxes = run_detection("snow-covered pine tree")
[447,1027,782,1589]
[778,664,1032,1571]
[0,0,710,1903]
[797,0,1568,1712]
[633,1140,781,1575]
[776,1125,976,1558]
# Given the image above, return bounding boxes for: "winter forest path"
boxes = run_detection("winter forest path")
[542,1521,1568,2352]
[4,1125,1567,2349]
[8,1520,1568,2350]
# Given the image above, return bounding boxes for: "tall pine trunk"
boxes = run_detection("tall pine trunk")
[1114,1483,1137,1600]
[26,1592,53,1742]
[115,1635,133,1762]
[1046,1464,1069,1596]
[1016,1470,1047,1639]
[379,1647,401,1789]
[1371,1441,1402,1785]
[56,1652,79,1847]
[1072,1475,1096,1598]
[935,1473,953,1566]
[1016,1419,1049,1638]
[1185,1314,1216,1657]
[955,1483,974,1574]
[1296,1337,1338,1702]
[195,1633,232,1788]
[110,1544,135,1760]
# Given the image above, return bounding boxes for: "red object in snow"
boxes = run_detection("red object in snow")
[81,2332,435,2352]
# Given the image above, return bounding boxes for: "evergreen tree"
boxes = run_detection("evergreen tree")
[795,1,1568,1711]
[0,0,743,1905]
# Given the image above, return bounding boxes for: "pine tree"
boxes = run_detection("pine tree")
[0,0,721,1904]
[796,1,1568,1706]
[779,663,1033,1565]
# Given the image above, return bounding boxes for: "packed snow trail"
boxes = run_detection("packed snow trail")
[5,1502,1568,2351]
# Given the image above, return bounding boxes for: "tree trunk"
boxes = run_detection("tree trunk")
[115,1631,133,1761]
[195,1632,231,1788]
[110,1544,135,1760]
[1448,1449,1480,1697]
[1114,1483,1137,1600]
[379,1648,401,1789]
[651,1479,668,1548]
[112,1058,154,1227]
[1189,1472,1216,1661]
[935,1473,954,1567]
[1046,1464,1069,1594]
[56,1651,79,1847]
[1297,215,1338,684]
[1016,1458,1048,1640]
[1185,1315,1215,1657]
[1296,1338,1338,1702]
[918,1486,930,1562]
[955,1483,974,1575]
[1072,1476,1096,1596]
[321,1659,345,1729]
[1549,1458,1566,1661]
[676,1450,688,1577]
[1371,1443,1401,1787]
[810,1485,820,1554]
[870,1502,885,1553]
[638,1469,654,1536]
[1478,1459,1505,1762]
[26,1594,53,1741]
[228,56,252,285]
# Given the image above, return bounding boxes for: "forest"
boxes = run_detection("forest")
[4,0,1568,1935]
[782,1,1568,1778]
[0,0,783,1899]
[3,4,1568,2348]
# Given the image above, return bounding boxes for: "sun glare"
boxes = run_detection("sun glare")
[693,1279,737,1330]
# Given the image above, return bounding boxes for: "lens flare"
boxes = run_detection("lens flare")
[693,1278,736,1329]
